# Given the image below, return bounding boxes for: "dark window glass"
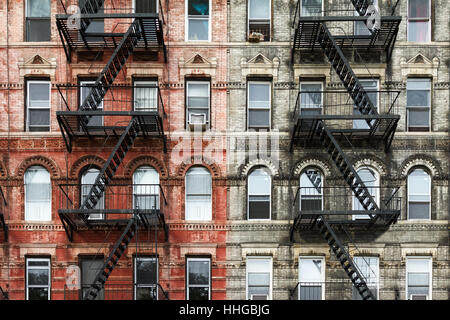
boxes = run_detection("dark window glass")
[81,259,104,300]
[26,0,51,41]
[135,0,157,13]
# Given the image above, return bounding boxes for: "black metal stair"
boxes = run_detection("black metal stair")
[317,218,376,300]
[83,218,137,300]
[78,0,105,33]
[305,169,322,193]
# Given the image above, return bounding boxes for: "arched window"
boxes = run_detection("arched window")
[248,167,271,220]
[408,168,431,220]
[299,168,323,211]
[81,168,104,220]
[185,167,212,221]
[133,166,160,210]
[353,167,379,220]
[25,166,51,221]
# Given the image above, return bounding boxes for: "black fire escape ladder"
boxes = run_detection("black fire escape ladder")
[317,218,376,300]
[83,217,137,300]
[305,170,322,193]
[0,286,8,300]
[78,0,105,34]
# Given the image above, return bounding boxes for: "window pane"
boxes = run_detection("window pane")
[300,286,322,300]
[135,85,158,111]
[188,97,209,108]
[408,169,431,194]
[249,200,270,219]
[407,79,431,90]
[299,259,322,282]
[408,110,429,127]
[188,260,210,285]
[408,203,430,219]
[248,286,269,297]
[248,110,270,127]
[28,287,49,300]
[27,0,50,17]
[408,273,429,286]
[408,259,430,272]
[136,259,157,285]
[29,110,50,126]
[135,0,157,13]
[301,0,322,16]
[407,90,430,107]
[248,273,270,286]
[249,84,270,108]
[136,287,157,300]
[28,260,49,267]
[408,21,430,42]
[247,259,271,272]
[81,259,104,300]
[29,83,50,107]
[189,19,209,40]
[27,19,51,42]
[408,0,430,18]
[300,90,322,109]
[248,169,271,195]
[188,83,209,97]
[188,0,209,15]
[249,0,270,19]
[186,168,211,195]
[189,287,209,300]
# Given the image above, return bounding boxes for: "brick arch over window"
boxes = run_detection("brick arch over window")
[353,155,388,176]
[241,159,279,178]
[293,157,332,179]
[124,156,168,178]
[399,155,441,178]
[176,156,221,178]
[16,156,60,179]
[69,155,106,179]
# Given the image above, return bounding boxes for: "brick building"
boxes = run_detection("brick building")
[0,0,448,301]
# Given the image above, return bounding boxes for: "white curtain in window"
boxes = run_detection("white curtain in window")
[25,166,51,221]
[134,82,158,112]
[133,166,160,210]
[186,167,212,220]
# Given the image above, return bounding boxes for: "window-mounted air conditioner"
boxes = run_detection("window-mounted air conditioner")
[250,294,268,300]
[188,113,207,131]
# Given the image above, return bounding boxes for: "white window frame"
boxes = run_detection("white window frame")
[81,168,104,220]
[133,80,159,112]
[299,169,323,212]
[80,80,104,127]
[186,81,211,128]
[132,166,160,210]
[134,256,159,300]
[26,80,51,132]
[352,166,380,220]
[185,167,212,221]
[300,0,324,17]
[26,258,51,300]
[25,0,51,42]
[247,81,272,130]
[185,0,212,42]
[407,168,431,220]
[298,256,325,300]
[299,81,323,114]
[186,257,211,300]
[24,166,51,222]
[406,78,431,132]
[407,0,431,42]
[353,256,379,299]
[406,256,432,300]
[247,167,272,221]
[246,257,272,300]
[132,0,159,13]
[247,0,271,41]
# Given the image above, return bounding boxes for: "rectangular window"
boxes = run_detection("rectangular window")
[247,257,272,300]
[135,257,158,300]
[134,80,158,112]
[353,79,379,129]
[185,168,212,221]
[248,169,271,220]
[26,0,51,42]
[79,0,104,42]
[352,257,379,300]
[81,257,104,300]
[300,0,323,17]
[248,0,271,41]
[26,80,51,132]
[354,0,378,35]
[408,169,431,220]
[186,258,211,300]
[406,257,432,300]
[248,82,271,129]
[407,79,431,132]
[134,0,158,13]
[186,81,210,127]
[298,257,324,300]
[26,258,50,300]
[299,82,323,115]
[80,81,104,128]
[186,0,210,41]
[408,0,431,42]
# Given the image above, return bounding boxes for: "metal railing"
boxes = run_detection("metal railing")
[289,280,379,300]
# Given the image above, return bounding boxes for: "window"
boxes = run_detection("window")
[407,168,431,220]
[134,0,158,13]
[353,79,379,129]
[406,257,432,300]
[248,0,271,41]
[134,81,158,112]
[25,166,51,221]
[79,0,104,42]
[186,81,210,127]
[300,0,323,17]
[26,0,51,41]
[407,79,431,132]
[186,0,210,41]
[133,166,160,210]
[26,80,51,132]
[352,257,379,300]
[246,257,272,300]
[352,167,379,220]
[81,257,104,300]
[81,168,104,220]
[299,82,323,115]
[135,257,158,300]
[26,258,51,300]
[185,167,212,220]
[248,167,271,220]
[186,258,211,300]
[299,169,323,211]
[248,82,271,129]
[298,257,324,300]
[354,0,378,35]
[80,81,103,127]
[408,0,431,42]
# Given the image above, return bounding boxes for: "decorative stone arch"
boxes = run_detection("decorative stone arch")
[400,155,441,178]
[175,156,221,178]
[293,158,332,178]
[240,159,280,178]
[69,155,106,179]
[353,156,387,176]
[124,156,168,178]
[16,156,60,179]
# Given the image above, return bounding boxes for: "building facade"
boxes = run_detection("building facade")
[0,0,448,300]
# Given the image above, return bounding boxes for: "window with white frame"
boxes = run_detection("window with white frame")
[248,167,271,220]
[186,0,210,41]
[133,166,160,210]
[248,82,271,129]
[301,0,323,17]
[299,169,323,211]
[406,257,432,300]
[186,81,210,127]
[248,0,271,41]
[134,81,158,112]
[26,0,51,42]
[299,82,323,115]
[354,0,378,35]
[185,167,212,220]
[26,258,51,300]
[352,257,379,300]
[135,256,158,300]
[186,258,211,300]
[79,0,104,42]
[407,79,431,132]
[298,257,324,300]
[81,168,104,220]
[352,167,379,220]
[81,257,104,300]
[80,81,104,128]
[134,0,158,13]
[408,0,431,42]
[247,257,272,300]
[26,80,51,132]
[407,168,431,220]
[353,79,379,129]
[25,166,51,221]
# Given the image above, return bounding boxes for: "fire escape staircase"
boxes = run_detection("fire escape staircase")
[0,186,8,242]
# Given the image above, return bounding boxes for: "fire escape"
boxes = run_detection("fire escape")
[0,186,7,243]
[55,0,168,300]
[289,1,401,300]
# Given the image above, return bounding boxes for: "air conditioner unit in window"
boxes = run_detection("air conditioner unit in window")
[251,294,268,300]
[188,113,207,131]
[410,294,428,300]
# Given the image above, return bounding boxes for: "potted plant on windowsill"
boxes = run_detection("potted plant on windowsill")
[248,32,265,42]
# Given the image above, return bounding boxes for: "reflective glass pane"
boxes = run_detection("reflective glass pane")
[136,259,157,285]
[188,0,209,15]
[248,273,270,286]
[248,169,270,195]
[27,0,50,17]
[188,260,210,285]
[299,259,322,282]
[189,19,209,40]
[135,85,158,111]
[407,79,431,90]
[249,0,270,19]
[249,200,270,219]
[301,0,322,16]
[408,21,430,42]
[408,203,430,219]
[27,19,51,42]
[29,83,50,107]
[300,286,322,300]
[135,0,157,13]
[408,110,429,127]
[186,167,211,195]
[189,287,209,300]
[408,169,430,195]
[29,110,50,126]
[28,260,49,267]
[136,287,157,300]
[28,287,48,300]
[407,259,430,272]
[248,110,270,127]
[407,90,430,107]
[249,83,270,108]
[408,273,429,286]
[408,0,430,18]
[247,259,271,272]
[28,269,49,285]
